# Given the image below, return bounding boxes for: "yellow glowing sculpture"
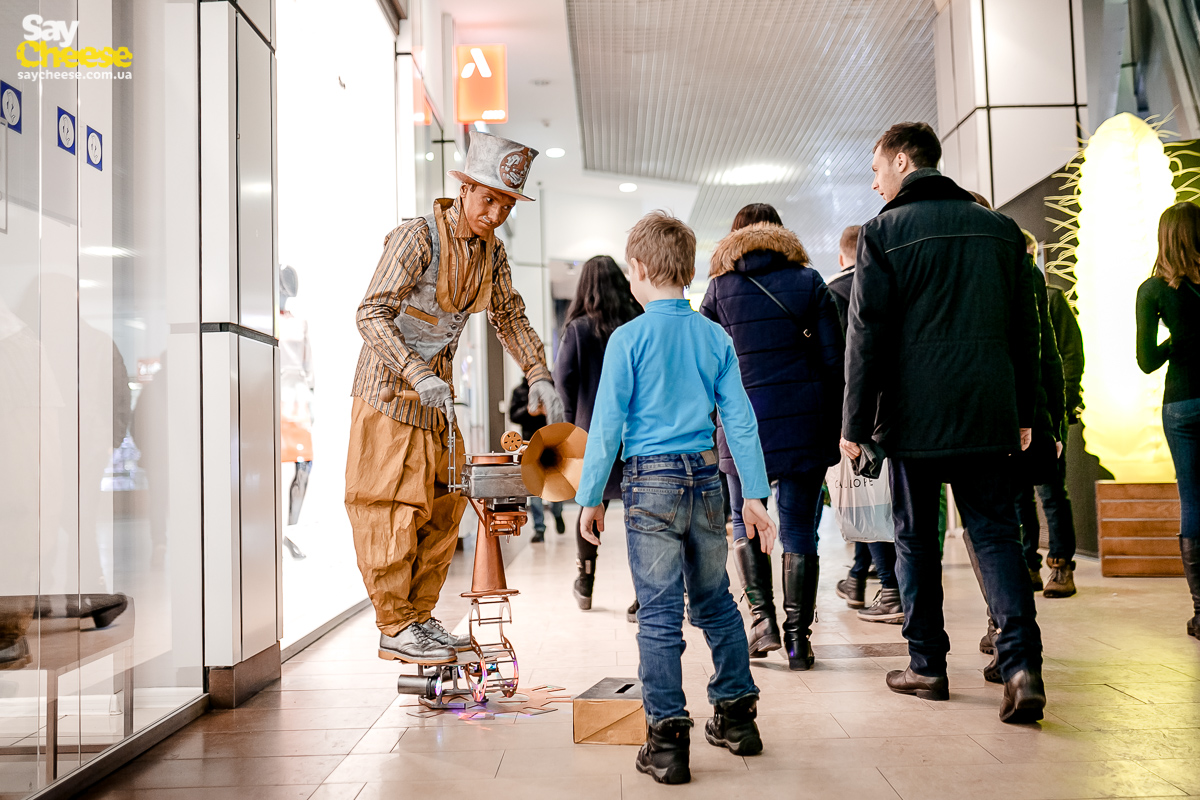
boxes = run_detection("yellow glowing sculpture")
[1075,113,1176,482]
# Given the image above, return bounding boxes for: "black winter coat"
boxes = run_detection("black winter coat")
[827,267,854,338]
[1021,261,1065,485]
[1047,286,1084,423]
[554,316,625,501]
[508,379,547,441]
[844,170,1040,458]
[700,223,845,478]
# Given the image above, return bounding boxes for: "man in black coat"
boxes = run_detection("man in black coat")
[828,225,902,623]
[841,122,1045,723]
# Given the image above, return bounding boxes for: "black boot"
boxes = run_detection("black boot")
[1000,669,1046,723]
[574,558,595,611]
[733,537,781,657]
[1182,538,1200,640]
[782,553,818,671]
[636,717,692,784]
[835,573,866,608]
[705,693,763,756]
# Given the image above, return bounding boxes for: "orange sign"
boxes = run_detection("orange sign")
[456,44,507,124]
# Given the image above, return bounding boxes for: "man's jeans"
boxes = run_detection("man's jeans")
[892,455,1043,681]
[1017,440,1078,567]
[623,453,759,723]
[849,541,898,588]
[527,496,562,533]
[1164,398,1200,540]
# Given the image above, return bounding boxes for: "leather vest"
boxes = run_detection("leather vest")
[395,213,471,362]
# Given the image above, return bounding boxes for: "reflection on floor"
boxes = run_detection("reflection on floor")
[81,504,1200,799]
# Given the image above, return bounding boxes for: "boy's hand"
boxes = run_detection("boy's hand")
[579,504,604,546]
[742,498,776,554]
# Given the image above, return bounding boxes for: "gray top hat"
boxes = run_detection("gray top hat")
[448,131,538,201]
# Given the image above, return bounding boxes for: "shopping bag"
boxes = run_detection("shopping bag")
[824,454,894,543]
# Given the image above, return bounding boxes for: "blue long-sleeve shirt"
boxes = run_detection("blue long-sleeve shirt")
[574,298,770,507]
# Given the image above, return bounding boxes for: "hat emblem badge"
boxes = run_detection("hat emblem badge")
[498,150,531,189]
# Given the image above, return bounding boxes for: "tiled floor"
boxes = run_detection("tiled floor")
[81,506,1200,799]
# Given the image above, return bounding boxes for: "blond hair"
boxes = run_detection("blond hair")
[626,211,696,287]
[839,225,861,259]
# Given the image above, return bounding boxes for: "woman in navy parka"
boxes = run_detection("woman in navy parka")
[700,204,844,670]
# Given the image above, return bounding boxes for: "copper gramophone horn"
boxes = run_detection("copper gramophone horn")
[521,423,588,502]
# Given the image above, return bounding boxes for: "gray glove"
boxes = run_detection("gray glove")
[528,379,565,425]
[414,375,454,426]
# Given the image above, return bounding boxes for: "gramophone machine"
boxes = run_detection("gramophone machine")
[390,391,587,709]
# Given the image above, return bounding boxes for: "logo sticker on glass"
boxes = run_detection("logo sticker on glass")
[86,126,102,171]
[57,107,74,154]
[1,82,21,134]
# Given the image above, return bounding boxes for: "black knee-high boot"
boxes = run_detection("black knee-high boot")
[733,537,780,657]
[782,553,818,670]
[1182,538,1200,640]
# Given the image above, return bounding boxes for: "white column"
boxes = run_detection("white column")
[199,0,282,689]
[935,0,1088,207]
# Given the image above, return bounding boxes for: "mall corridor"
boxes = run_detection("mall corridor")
[4,0,1200,797]
[77,506,1200,799]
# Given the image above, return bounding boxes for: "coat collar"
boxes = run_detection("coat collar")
[709,222,810,278]
[881,170,976,214]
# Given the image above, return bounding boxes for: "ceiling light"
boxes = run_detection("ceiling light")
[425,152,435,161]
[716,164,793,186]
[619,183,637,193]
[546,148,566,158]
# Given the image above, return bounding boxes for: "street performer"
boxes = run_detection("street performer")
[346,131,564,665]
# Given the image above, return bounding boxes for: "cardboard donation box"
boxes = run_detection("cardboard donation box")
[573,678,646,745]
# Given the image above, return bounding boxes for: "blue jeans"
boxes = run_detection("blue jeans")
[527,497,562,533]
[1017,440,1078,566]
[727,468,823,555]
[623,453,758,723]
[849,541,898,588]
[1164,398,1200,539]
[892,455,1042,680]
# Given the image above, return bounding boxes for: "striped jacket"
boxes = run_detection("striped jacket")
[352,198,551,430]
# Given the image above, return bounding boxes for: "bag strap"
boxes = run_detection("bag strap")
[741,273,812,339]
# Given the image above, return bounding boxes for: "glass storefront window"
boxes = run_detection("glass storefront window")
[0,2,203,795]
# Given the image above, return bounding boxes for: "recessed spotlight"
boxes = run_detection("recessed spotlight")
[619,182,637,193]
[546,147,566,158]
[425,152,435,161]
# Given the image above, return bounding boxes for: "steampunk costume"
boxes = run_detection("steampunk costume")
[346,133,557,663]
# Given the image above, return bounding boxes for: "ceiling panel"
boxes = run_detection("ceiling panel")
[566,0,938,272]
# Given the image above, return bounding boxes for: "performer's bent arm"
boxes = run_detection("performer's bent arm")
[356,222,438,388]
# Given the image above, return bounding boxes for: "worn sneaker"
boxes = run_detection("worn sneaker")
[857,588,903,624]
[422,618,473,651]
[378,623,455,664]
[1043,558,1077,598]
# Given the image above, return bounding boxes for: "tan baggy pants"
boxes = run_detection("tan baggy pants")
[344,398,467,635]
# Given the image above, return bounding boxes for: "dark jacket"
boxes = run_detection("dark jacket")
[700,223,845,478]
[827,267,855,337]
[1137,276,1200,404]
[1047,286,1084,423]
[844,170,1039,458]
[508,379,546,441]
[554,316,625,500]
[1022,260,1065,485]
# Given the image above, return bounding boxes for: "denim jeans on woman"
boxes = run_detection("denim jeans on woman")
[1164,397,1200,540]
[623,453,759,724]
[727,468,824,555]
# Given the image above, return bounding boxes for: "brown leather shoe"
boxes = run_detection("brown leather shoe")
[999,669,1046,723]
[885,667,949,701]
[1043,558,1077,598]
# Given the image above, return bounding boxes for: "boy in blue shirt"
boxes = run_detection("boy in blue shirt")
[576,211,777,785]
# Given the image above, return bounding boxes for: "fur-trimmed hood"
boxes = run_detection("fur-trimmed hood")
[709,222,810,278]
